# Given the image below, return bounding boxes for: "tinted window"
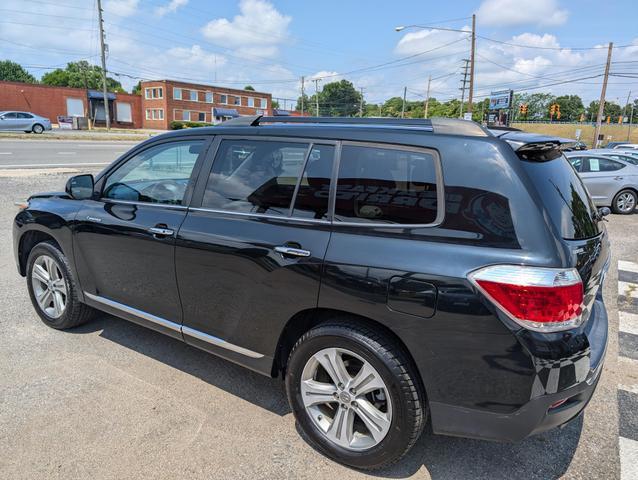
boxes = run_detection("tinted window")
[103,140,203,205]
[569,157,583,172]
[2,112,17,119]
[17,112,33,119]
[587,157,625,172]
[334,145,439,224]
[202,139,309,216]
[292,144,334,219]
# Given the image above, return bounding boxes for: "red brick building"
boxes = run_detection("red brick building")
[0,79,274,130]
[0,81,143,128]
[140,80,272,129]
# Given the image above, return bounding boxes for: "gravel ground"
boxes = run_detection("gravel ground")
[0,170,634,480]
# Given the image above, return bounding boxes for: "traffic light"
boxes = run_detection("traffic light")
[521,104,528,116]
[519,104,525,114]
[549,104,556,119]
[555,104,561,120]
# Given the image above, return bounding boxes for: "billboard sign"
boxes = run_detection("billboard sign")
[489,90,513,110]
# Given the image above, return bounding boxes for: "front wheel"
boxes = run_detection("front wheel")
[32,123,44,134]
[26,241,96,329]
[285,322,425,470]
[612,189,637,214]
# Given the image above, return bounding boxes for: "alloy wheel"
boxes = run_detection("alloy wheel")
[300,347,392,451]
[616,192,636,213]
[31,255,67,318]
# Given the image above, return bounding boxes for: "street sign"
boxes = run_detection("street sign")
[463,112,473,121]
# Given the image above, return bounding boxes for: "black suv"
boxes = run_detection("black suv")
[13,117,609,469]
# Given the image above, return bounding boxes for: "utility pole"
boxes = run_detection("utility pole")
[313,78,321,116]
[401,86,407,118]
[459,59,470,118]
[300,76,305,115]
[594,42,613,147]
[467,14,476,113]
[424,75,431,119]
[359,87,364,117]
[628,102,635,142]
[621,89,631,126]
[96,0,111,131]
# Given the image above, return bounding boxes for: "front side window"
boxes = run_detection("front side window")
[2,112,17,119]
[103,140,203,205]
[334,144,439,225]
[202,139,309,216]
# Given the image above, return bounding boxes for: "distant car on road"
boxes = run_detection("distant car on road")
[610,143,638,150]
[565,151,638,214]
[562,141,587,151]
[0,111,51,134]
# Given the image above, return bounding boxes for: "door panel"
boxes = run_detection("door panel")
[580,157,626,204]
[176,137,335,364]
[73,138,208,334]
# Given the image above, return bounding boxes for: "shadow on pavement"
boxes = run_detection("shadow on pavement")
[73,312,582,479]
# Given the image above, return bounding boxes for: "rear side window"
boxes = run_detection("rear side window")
[585,157,625,172]
[202,139,309,216]
[334,144,440,225]
[292,144,334,220]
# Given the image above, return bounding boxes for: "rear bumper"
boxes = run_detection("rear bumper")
[430,295,608,442]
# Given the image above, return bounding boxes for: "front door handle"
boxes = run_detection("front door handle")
[274,246,311,258]
[148,226,174,237]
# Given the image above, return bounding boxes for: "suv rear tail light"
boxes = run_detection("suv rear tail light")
[468,265,583,333]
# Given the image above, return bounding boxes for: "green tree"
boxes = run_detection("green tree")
[586,101,623,122]
[0,60,37,83]
[271,100,280,109]
[244,85,255,91]
[554,95,584,121]
[316,80,362,117]
[41,61,124,92]
[295,93,311,112]
[131,81,142,95]
[513,92,554,120]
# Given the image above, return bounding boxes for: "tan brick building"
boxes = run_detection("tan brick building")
[140,80,272,129]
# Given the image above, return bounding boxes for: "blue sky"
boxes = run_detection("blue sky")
[1,0,637,105]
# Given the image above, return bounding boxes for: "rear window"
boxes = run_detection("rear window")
[334,144,440,225]
[520,155,601,239]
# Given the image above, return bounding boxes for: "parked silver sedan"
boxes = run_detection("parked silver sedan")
[565,152,638,214]
[0,111,52,134]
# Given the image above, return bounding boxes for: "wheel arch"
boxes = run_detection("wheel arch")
[271,308,426,395]
[18,229,62,276]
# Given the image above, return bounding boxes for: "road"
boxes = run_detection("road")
[0,139,140,169]
[0,141,636,479]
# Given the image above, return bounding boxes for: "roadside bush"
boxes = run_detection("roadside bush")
[170,121,215,130]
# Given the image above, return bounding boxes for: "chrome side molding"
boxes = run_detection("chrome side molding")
[84,292,264,359]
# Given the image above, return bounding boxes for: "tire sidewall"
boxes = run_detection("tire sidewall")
[285,326,419,470]
[26,242,79,328]
[613,189,637,214]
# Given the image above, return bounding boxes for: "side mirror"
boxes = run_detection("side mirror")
[65,174,94,200]
[599,207,611,217]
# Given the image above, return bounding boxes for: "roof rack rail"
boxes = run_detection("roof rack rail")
[220,115,490,137]
[221,115,434,130]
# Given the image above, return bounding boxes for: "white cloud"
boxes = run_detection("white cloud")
[476,0,568,27]
[201,0,291,58]
[155,0,188,17]
[104,0,139,17]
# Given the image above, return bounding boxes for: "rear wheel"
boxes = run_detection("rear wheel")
[26,241,96,329]
[32,123,44,134]
[285,322,425,470]
[612,189,637,214]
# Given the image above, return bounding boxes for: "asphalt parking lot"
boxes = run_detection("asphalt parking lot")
[0,145,637,479]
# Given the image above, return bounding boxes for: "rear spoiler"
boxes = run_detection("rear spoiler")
[494,131,577,161]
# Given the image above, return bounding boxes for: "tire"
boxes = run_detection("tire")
[32,123,44,134]
[26,241,96,329]
[612,189,637,214]
[285,321,425,470]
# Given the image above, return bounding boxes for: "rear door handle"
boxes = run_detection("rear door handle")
[148,226,174,237]
[274,246,311,258]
